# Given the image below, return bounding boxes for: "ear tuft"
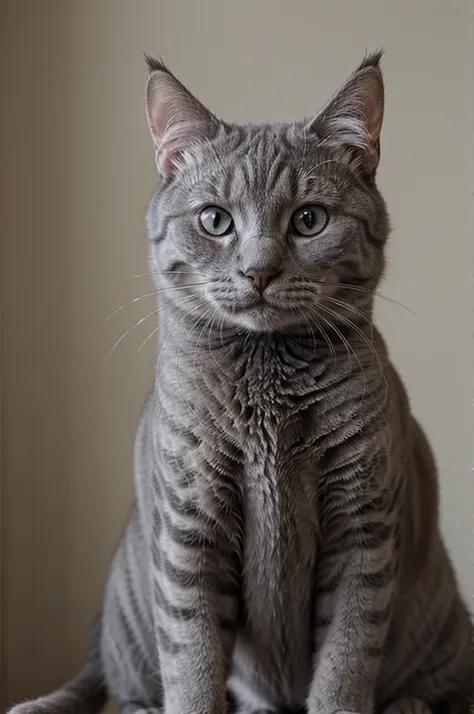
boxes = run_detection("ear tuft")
[355,49,384,73]
[144,53,169,76]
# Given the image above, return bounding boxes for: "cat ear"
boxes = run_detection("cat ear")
[145,55,218,177]
[308,51,384,176]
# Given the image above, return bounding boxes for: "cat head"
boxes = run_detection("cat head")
[145,52,389,334]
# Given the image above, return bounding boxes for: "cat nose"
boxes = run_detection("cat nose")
[244,269,280,293]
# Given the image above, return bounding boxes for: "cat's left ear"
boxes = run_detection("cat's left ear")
[308,51,384,177]
[145,55,218,177]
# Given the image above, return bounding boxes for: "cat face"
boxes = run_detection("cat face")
[146,54,389,333]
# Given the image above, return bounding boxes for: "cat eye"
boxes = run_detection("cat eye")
[199,206,234,237]
[291,204,328,237]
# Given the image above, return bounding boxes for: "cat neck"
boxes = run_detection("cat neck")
[155,299,372,370]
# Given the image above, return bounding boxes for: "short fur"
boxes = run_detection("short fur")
[8,53,473,714]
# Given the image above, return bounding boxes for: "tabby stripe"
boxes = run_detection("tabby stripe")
[151,536,163,568]
[323,446,369,474]
[116,603,151,671]
[199,453,240,491]
[165,488,202,518]
[159,450,194,486]
[162,515,240,567]
[267,158,287,196]
[151,213,176,244]
[324,521,393,556]
[117,531,154,663]
[221,168,236,204]
[360,602,393,626]
[162,556,239,595]
[314,571,343,596]
[240,159,251,190]
[358,560,396,589]
[156,625,183,654]
[154,580,199,621]
[351,498,386,519]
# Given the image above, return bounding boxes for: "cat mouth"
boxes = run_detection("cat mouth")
[213,293,303,331]
[238,296,273,312]
[233,297,297,322]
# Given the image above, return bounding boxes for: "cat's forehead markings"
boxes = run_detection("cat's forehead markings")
[238,205,262,235]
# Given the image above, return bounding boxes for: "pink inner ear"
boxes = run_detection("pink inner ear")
[363,102,382,168]
[147,95,168,147]
[146,71,185,175]
[366,104,383,145]
[146,69,217,177]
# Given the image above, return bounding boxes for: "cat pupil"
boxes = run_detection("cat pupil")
[302,210,314,229]
[212,211,220,229]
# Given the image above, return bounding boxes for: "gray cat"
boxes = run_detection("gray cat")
[7,52,473,714]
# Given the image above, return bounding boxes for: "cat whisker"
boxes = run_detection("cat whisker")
[219,314,226,351]
[106,283,209,322]
[137,325,160,355]
[206,309,226,376]
[107,293,199,357]
[154,299,206,377]
[149,300,210,459]
[148,302,207,481]
[331,306,386,389]
[107,307,160,357]
[113,269,207,292]
[309,279,417,316]
[307,304,369,403]
[177,304,216,423]
[292,286,374,331]
[319,294,375,335]
[192,306,218,374]
[242,326,253,352]
[316,301,389,407]
[114,271,159,292]
[305,304,357,368]
[316,321,337,363]
[299,307,322,359]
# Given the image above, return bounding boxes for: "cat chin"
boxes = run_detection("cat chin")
[222,304,303,333]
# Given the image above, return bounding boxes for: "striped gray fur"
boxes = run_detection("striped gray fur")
[8,52,473,714]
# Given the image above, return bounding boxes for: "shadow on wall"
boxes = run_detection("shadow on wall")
[3,2,74,707]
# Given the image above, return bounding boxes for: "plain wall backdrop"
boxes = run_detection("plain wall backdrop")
[2,0,473,707]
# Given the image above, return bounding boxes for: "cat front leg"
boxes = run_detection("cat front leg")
[308,486,398,714]
[152,479,241,714]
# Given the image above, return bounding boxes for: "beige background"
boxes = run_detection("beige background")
[2,0,473,708]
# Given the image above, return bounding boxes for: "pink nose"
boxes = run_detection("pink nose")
[245,269,279,293]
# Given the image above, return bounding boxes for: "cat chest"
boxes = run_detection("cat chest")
[237,418,320,698]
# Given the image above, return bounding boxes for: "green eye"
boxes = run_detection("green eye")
[291,204,328,237]
[199,206,234,237]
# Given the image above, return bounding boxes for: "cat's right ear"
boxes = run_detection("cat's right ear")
[145,55,218,177]
[307,51,385,178]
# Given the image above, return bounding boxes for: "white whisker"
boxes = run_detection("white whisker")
[106,283,208,322]
[107,293,199,357]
